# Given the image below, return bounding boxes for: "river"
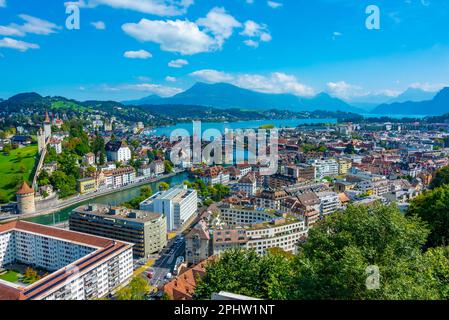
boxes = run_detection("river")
[26,172,192,226]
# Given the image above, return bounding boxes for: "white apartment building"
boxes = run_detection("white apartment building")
[150,160,165,176]
[102,167,136,189]
[316,191,341,216]
[213,205,308,255]
[308,159,339,180]
[140,185,198,231]
[0,221,133,300]
[234,173,257,196]
[105,141,131,163]
[49,138,62,154]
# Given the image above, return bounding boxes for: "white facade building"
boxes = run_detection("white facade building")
[308,159,339,180]
[316,191,341,216]
[140,185,198,231]
[0,221,133,300]
[105,141,131,163]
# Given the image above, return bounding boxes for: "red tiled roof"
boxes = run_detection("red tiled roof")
[0,221,114,248]
[163,257,216,300]
[16,182,34,195]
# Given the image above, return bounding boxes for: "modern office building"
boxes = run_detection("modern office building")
[140,185,198,232]
[69,204,167,258]
[0,221,133,300]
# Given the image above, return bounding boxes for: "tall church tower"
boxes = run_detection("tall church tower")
[44,111,52,141]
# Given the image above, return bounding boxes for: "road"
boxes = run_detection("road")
[147,236,186,290]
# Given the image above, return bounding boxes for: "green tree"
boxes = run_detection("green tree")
[407,184,449,247]
[158,182,170,191]
[164,160,174,174]
[293,204,439,300]
[116,277,150,300]
[195,249,295,300]
[430,166,449,189]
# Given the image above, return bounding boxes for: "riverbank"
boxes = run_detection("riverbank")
[1,170,187,224]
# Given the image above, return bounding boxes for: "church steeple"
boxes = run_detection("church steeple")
[44,111,51,124]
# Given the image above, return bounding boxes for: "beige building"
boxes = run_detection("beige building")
[185,219,211,266]
[338,158,352,175]
[69,204,167,258]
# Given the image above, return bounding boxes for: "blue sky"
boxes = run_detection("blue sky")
[0,0,449,102]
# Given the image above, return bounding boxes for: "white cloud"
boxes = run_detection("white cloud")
[235,72,314,96]
[0,37,39,52]
[17,14,61,35]
[0,0,6,8]
[332,31,342,40]
[243,39,259,48]
[65,0,193,16]
[0,25,24,37]
[190,69,315,97]
[190,69,234,83]
[0,15,60,37]
[123,8,269,55]
[165,76,177,82]
[241,20,271,47]
[168,59,188,68]
[123,83,183,97]
[326,81,365,99]
[326,81,403,101]
[267,1,282,9]
[410,82,448,92]
[91,21,106,30]
[196,7,241,47]
[122,19,217,55]
[124,50,152,59]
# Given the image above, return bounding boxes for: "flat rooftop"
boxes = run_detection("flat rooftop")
[72,204,162,224]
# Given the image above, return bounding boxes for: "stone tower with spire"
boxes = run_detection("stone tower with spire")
[16,182,36,215]
[44,111,52,141]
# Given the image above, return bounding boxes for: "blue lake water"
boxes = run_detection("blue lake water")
[362,114,427,119]
[150,118,337,137]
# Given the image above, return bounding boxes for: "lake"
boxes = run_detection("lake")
[362,114,427,119]
[149,118,337,137]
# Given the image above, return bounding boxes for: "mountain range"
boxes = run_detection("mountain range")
[123,82,365,114]
[2,83,447,116]
[372,87,449,115]
[123,82,445,115]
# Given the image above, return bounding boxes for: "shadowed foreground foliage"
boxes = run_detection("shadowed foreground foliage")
[195,204,449,300]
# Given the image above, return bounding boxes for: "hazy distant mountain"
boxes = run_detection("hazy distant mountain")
[373,87,449,115]
[387,88,436,103]
[124,82,363,113]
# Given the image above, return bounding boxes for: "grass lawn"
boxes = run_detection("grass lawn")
[0,145,38,202]
[0,270,21,283]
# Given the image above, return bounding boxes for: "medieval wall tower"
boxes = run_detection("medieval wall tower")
[16,182,36,215]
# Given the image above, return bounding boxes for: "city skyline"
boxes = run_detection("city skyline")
[1,0,449,102]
